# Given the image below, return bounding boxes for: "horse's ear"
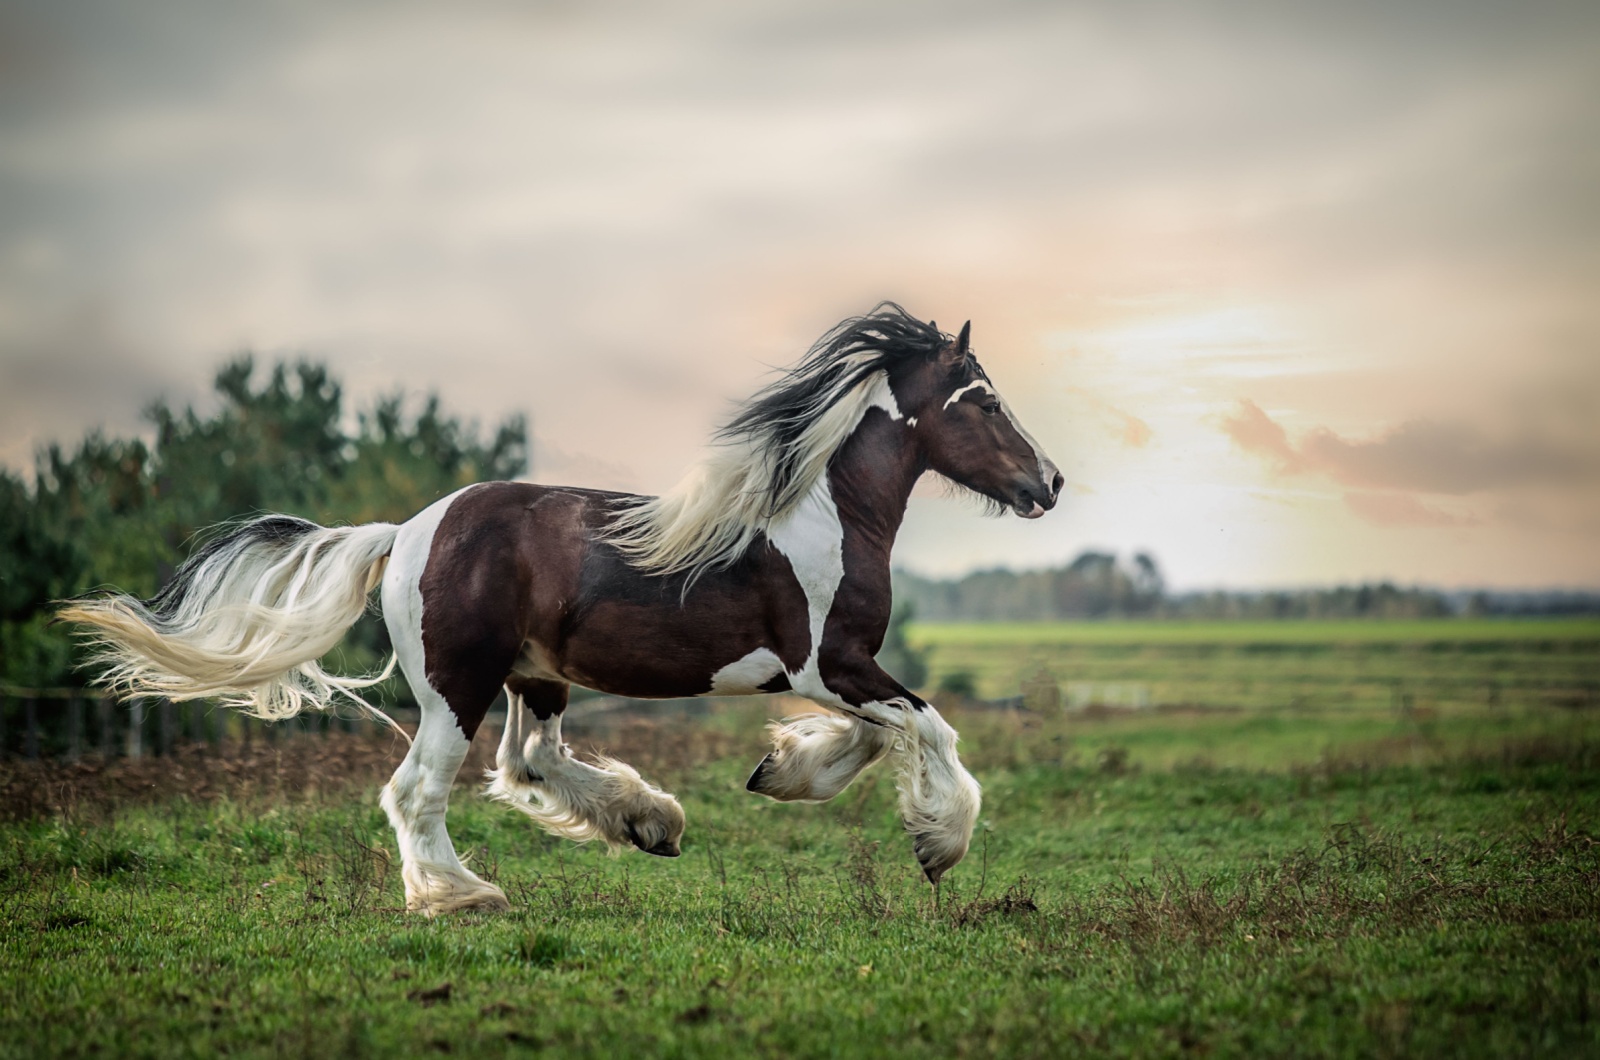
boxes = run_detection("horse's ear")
[935,320,971,366]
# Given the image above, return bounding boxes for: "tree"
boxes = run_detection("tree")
[1,355,527,691]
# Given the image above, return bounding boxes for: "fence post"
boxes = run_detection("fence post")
[126,699,144,759]
[24,697,39,760]
[98,696,115,758]
[66,693,83,762]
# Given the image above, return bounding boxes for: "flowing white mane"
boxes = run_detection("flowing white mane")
[604,306,948,581]
[605,363,894,578]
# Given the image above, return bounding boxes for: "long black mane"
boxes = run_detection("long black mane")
[719,303,950,518]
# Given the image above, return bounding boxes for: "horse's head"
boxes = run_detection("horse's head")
[892,321,1063,518]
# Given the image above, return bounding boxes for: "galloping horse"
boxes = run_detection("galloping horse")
[63,305,1062,915]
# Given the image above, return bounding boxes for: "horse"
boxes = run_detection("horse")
[61,304,1063,915]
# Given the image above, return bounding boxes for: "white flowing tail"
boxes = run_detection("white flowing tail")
[60,515,401,726]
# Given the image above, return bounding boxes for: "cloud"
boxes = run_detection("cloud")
[1342,491,1476,528]
[1068,386,1155,449]
[1118,412,1153,448]
[1220,399,1298,471]
[1223,400,1600,494]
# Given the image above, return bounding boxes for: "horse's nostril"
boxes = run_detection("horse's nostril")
[1051,472,1064,498]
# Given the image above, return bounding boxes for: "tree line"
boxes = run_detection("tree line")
[891,556,1596,622]
[1,356,526,693]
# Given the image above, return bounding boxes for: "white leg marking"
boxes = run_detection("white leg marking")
[747,712,895,802]
[379,487,510,915]
[486,692,685,855]
[765,474,982,880]
[893,706,982,884]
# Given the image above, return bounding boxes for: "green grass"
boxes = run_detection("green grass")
[3,698,1599,1058]
[909,618,1600,707]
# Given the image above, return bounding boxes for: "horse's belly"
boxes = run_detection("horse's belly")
[705,647,785,695]
[551,634,786,700]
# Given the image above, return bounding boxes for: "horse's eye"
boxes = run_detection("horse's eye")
[981,401,1000,417]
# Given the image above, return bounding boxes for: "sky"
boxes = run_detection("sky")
[2,0,1597,589]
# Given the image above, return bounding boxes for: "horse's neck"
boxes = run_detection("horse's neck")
[820,409,923,568]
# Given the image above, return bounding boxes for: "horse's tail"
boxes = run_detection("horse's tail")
[58,515,402,729]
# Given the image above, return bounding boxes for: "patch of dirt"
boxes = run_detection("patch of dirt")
[0,707,765,821]
[0,733,411,821]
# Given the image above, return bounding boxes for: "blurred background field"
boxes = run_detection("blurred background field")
[913,618,1600,712]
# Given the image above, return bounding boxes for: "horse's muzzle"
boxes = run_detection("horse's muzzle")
[1012,470,1064,519]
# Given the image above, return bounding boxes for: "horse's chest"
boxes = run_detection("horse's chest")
[765,486,846,669]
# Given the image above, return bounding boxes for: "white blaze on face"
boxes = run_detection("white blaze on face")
[942,379,995,410]
[944,375,1059,515]
[999,395,1058,515]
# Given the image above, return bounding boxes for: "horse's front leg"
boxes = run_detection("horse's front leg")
[746,711,896,803]
[786,656,981,885]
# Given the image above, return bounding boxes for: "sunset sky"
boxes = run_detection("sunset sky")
[2,0,1597,589]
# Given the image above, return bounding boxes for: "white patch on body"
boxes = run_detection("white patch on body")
[863,371,903,420]
[766,478,845,702]
[512,638,564,683]
[708,647,785,695]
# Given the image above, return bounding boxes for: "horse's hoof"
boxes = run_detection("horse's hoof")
[409,885,512,917]
[911,833,964,886]
[744,753,776,794]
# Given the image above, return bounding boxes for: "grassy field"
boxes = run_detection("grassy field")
[911,617,1600,712]
[2,621,1598,1058]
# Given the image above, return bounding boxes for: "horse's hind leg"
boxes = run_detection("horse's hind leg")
[745,712,895,802]
[381,698,510,915]
[378,511,512,916]
[380,696,509,915]
[487,678,684,857]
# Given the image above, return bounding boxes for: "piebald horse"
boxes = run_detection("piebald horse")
[63,306,1062,915]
